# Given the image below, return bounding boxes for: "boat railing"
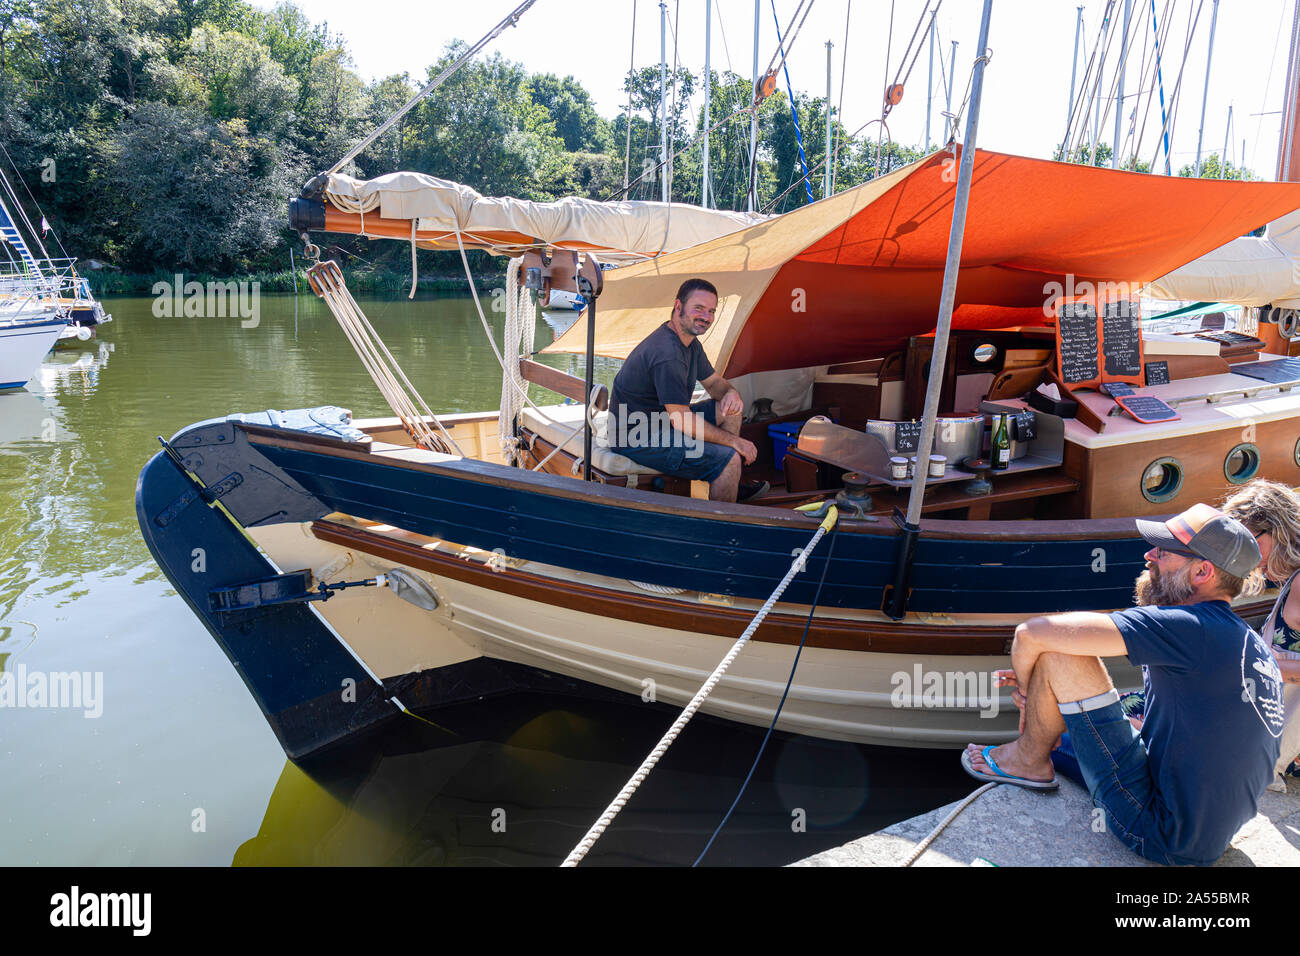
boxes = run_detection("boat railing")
[0,257,83,303]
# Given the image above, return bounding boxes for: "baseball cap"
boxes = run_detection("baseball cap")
[1135,503,1262,578]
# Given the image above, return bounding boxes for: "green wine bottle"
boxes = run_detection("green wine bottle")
[991,413,1011,471]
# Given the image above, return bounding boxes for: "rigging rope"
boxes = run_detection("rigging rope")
[451,228,581,435]
[325,0,539,176]
[1127,0,1175,166]
[499,255,537,463]
[306,259,463,456]
[560,506,840,867]
[884,0,944,122]
[1148,0,1205,174]
[0,142,67,263]
[763,0,814,84]
[623,0,637,196]
[1088,0,1147,166]
[829,0,851,192]
[1149,0,1174,173]
[770,0,815,204]
[1062,1,1115,158]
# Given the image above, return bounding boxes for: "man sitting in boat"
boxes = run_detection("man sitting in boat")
[961,504,1282,866]
[607,277,767,503]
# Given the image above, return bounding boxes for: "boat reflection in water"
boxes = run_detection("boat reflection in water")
[0,388,60,445]
[35,340,114,394]
[232,691,971,866]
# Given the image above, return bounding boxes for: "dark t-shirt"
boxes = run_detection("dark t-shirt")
[1111,601,1284,865]
[608,322,714,445]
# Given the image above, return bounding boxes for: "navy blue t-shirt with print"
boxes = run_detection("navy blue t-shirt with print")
[608,322,714,448]
[1110,601,1284,866]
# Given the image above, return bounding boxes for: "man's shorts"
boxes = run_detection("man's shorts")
[1050,690,1178,865]
[611,398,735,483]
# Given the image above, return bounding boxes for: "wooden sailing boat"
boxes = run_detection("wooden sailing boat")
[135,6,1300,762]
[132,145,1300,760]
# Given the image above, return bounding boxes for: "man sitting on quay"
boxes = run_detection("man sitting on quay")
[962,503,1284,866]
[607,277,767,503]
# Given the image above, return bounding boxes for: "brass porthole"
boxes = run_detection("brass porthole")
[1224,443,1261,484]
[1141,457,1183,503]
[1294,437,1300,468]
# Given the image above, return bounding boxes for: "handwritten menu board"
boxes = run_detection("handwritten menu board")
[1012,410,1036,442]
[1144,360,1170,386]
[1056,299,1099,385]
[894,420,923,453]
[1102,299,1143,377]
[1115,394,1180,423]
[1053,293,1146,391]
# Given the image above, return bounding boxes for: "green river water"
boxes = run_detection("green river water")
[0,292,970,866]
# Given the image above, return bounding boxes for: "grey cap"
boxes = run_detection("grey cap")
[1135,503,1261,579]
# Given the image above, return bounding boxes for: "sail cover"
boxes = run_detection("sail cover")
[544,148,1300,377]
[1145,208,1300,307]
[322,171,764,264]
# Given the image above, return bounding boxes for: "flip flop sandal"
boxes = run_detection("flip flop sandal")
[961,745,1059,791]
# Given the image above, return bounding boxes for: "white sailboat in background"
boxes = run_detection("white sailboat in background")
[0,193,64,390]
[0,160,115,389]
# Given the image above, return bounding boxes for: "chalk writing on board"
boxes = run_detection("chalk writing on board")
[1102,300,1143,377]
[1058,301,1100,384]
[1144,361,1170,386]
[1100,382,1135,398]
[1116,394,1179,423]
[894,420,922,453]
[1013,410,1036,442]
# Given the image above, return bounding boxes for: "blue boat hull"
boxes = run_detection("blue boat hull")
[135,410,1182,759]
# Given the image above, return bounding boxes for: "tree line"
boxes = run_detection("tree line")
[0,0,933,283]
[5,2,1247,286]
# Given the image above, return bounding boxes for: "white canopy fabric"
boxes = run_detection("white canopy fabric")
[324,172,765,264]
[1146,208,1300,307]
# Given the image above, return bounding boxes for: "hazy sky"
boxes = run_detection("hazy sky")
[262,0,1296,181]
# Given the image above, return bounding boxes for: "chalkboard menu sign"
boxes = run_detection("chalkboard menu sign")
[1102,300,1143,377]
[1099,382,1135,398]
[1012,410,1036,442]
[1052,292,1146,391]
[894,420,922,453]
[1144,360,1170,386]
[1116,394,1180,423]
[1057,299,1099,385]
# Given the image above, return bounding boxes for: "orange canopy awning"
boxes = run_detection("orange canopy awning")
[546,148,1300,376]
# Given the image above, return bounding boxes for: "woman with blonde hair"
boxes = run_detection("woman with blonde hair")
[1222,478,1300,791]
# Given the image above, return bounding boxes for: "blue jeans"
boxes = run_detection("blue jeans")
[610,398,736,483]
[1050,690,1177,865]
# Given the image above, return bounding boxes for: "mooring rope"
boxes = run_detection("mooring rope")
[560,506,839,867]
[901,782,995,866]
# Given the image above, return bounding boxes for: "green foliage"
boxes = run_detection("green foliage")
[528,73,611,153]
[1177,152,1255,181]
[402,43,569,201]
[0,0,1040,279]
[103,101,300,270]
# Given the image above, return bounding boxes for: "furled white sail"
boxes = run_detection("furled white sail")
[324,171,764,263]
[1146,208,1300,307]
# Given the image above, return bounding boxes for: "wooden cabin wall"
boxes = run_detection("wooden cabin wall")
[1061,418,1300,518]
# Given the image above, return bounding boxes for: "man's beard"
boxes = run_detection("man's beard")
[1134,562,1197,606]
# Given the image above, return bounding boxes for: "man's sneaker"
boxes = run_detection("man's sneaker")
[737,480,770,504]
